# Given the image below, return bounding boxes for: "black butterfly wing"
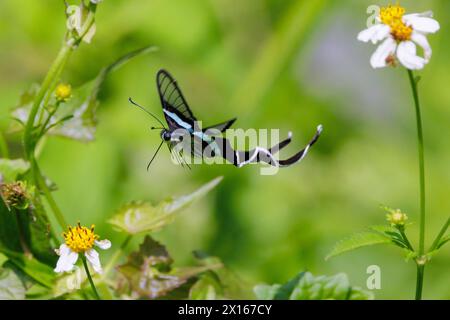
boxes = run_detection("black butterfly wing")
[203,118,237,133]
[156,69,197,131]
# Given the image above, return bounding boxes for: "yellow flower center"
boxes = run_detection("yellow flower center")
[392,212,404,223]
[63,223,98,253]
[380,4,412,41]
[55,83,72,101]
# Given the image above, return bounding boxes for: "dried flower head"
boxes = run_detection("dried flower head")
[0,181,30,210]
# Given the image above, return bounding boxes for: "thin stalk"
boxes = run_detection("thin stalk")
[38,102,60,139]
[23,44,72,158]
[429,217,450,252]
[32,158,67,229]
[407,69,426,300]
[398,228,414,252]
[81,255,101,300]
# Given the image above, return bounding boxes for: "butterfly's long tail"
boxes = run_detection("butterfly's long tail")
[278,125,323,167]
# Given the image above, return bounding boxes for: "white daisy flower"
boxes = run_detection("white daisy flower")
[357,4,440,70]
[54,223,111,274]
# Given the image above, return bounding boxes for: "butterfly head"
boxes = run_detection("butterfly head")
[160,129,171,142]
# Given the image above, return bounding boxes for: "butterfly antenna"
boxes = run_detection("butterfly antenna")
[147,140,164,171]
[178,149,191,170]
[128,97,166,129]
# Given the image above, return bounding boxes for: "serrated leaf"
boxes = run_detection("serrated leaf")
[289,272,373,300]
[254,272,373,300]
[0,159,30,183]
[326,230,392,260]
[117,236,218,299]
[109,177,222,235]
[0,267,26,299]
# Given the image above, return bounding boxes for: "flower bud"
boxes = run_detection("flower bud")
[386,208,408,227]
[55,83,72,102]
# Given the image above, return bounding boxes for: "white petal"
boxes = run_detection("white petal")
[403,11,434,20]
[411,32,432,62]
[396,41,427,70]
[95,239,111,250]
[404,15,440,34]
[54,245,79,273]
[357,24,390,44]
[370,37,397,69]
[85,249,103,274]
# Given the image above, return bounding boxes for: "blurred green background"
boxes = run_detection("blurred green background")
[1,0,449,299]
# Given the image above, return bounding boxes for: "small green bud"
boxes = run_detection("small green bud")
[386,208,408,227]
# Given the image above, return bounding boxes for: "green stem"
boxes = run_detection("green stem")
[407,70,426,300]
[0,132,9,158]
[32,158,67,229]
[415,264,425,300]
[398,228,414,252]
[38,102,60,139]
[429,217,450,252]
[81,255,101,300]
[23,44,72,159]
[102,235,132,279]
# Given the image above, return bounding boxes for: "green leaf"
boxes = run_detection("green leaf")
[290,272,373,300]
[18,193,56,265]
[193,251,254,299]
[326,230,392,260]
[109,177,222,235]
[9,84,40,130]
[188,273,223,300]
[53,267,86,298]
[0,197,22,253]
[273,272,305,299]
[0,267,26,299]
[253,284,281,300]
[0,248,56,288]
[49,46,158,141]
[254,272,373,300]
[0,159,30,183]
[117,236,217,299]
[0,160,55,265]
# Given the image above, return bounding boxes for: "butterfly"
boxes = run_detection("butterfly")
[129,69,323,170]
